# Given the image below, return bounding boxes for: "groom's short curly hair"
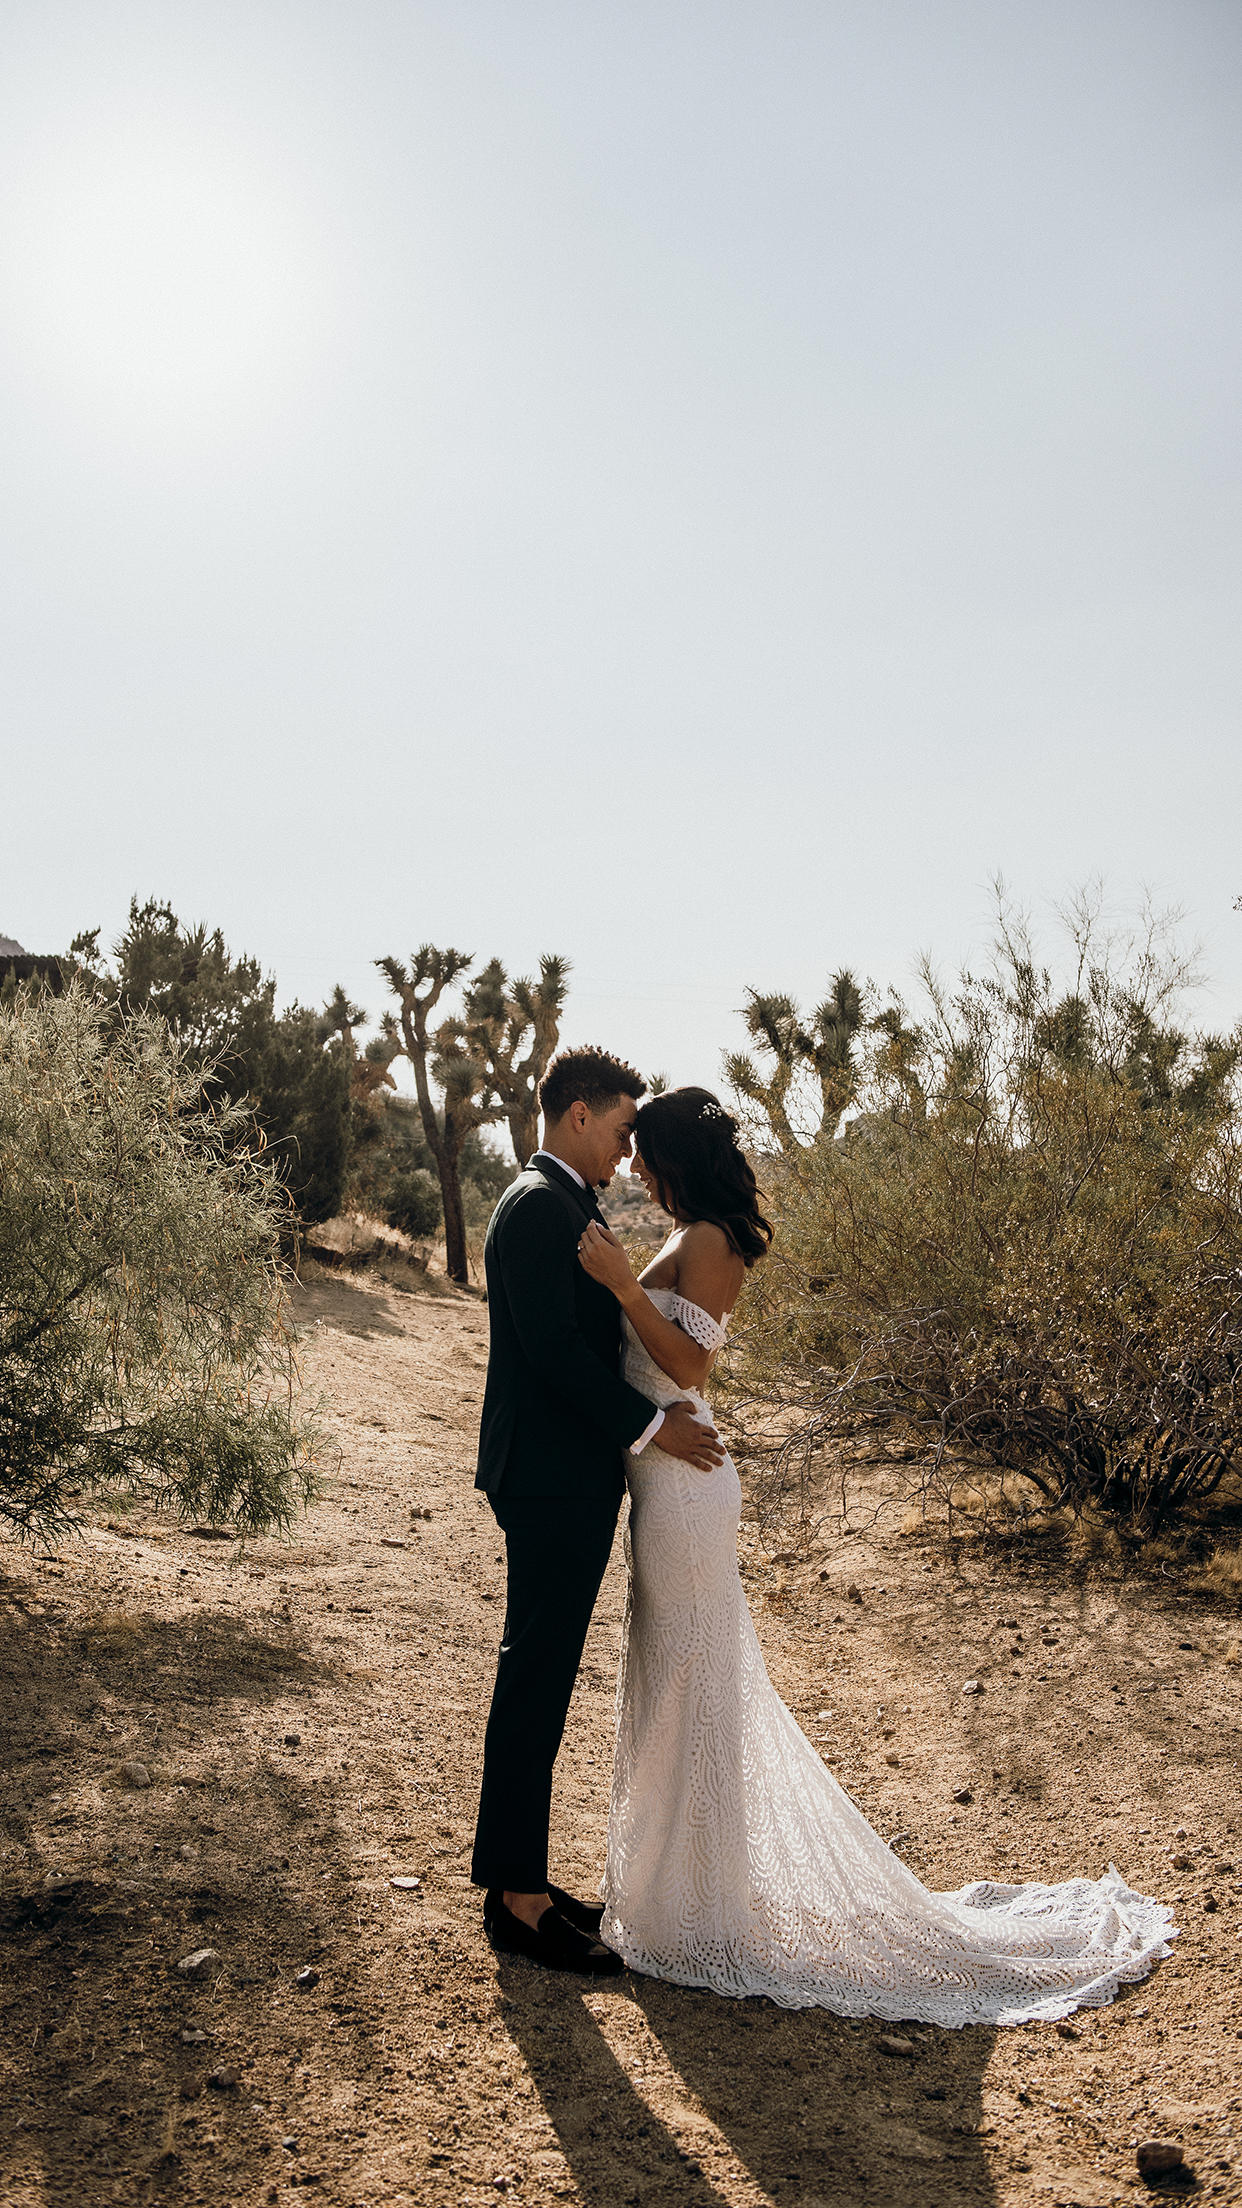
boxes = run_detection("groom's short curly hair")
[539,1047,646,1124]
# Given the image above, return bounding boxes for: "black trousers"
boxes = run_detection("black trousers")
[470,1488,621,1894]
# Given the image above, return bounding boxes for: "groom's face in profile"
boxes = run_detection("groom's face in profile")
[558,1095,638,1188]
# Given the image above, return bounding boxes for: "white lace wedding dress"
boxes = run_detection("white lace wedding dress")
[600,1289,1176,2025]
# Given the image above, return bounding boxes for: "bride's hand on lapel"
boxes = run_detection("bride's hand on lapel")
[576,1219,637,1299]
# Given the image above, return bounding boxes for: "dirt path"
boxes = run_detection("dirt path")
[1,1262,1240,2208]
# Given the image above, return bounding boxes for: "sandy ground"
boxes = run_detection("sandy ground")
[1,1257,1241,2208]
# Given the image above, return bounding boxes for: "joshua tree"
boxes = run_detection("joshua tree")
[376,946,488,1282]
[725,971,864,1149]
[724,994,801,1152]
[378,944,575,1274]
[870,1002,927,1121]
[802,971,864,1138]
[446,954,570,1166]
[321,986,402,1108]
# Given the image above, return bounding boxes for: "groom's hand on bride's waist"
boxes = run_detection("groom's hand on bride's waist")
[657,1401,726,1470]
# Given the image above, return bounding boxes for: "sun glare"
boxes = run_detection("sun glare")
[1,119,329,446]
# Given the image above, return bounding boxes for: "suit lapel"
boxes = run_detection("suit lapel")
[528,1154,602,1223]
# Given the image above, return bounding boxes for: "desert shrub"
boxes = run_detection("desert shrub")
[731,896,1242,1543]
[349,1092,513,1233]
[69,899,352,1225]
[347,1092,433,1213]
[387,1168,443,1239]
[0,983,325,1544]
[245,1001,352,1226]
[460,1125,519,1207]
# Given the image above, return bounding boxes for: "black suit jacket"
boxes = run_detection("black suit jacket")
[475,1156,658,1500]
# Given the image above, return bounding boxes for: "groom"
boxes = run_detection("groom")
[471,1045,724,1973]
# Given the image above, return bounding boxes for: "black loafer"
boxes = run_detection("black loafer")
[484,1895,622,1976]
[548,1882,606,1937]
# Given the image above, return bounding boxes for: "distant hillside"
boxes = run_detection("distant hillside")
[0,935,26,956]
[0,952,69,994]
[601,1173,670,1250]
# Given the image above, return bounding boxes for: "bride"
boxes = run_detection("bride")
[577,1086,1175,2026]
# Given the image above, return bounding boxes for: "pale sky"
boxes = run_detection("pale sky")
[2,0,1239,1106]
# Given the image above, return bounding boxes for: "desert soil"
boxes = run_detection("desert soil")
[2,1255,1241,2208]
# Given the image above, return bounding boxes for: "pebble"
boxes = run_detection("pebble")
[119,1761,151,1789]
[390,1876,420,1890]
[1171,1853,1192,1870]
[962,1680,982,1696]
[177,1948,223,1980]
[877,2034,916,2057]
[295,1967,320,1990]
[207,2067,239,2089]
[846,1585,862,1603]
[282,2136,299,2153]
[283,1734,301,1748]
[952,1788,973,1804]
[1203,1894,1218,1913]
[1137,2142,1184,2178]
[381,1537,407,1549]
[181,2030,209,2044]
[1055,2022,1080,2040]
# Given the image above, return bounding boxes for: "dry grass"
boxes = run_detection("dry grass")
[1188,1542,1242,1600]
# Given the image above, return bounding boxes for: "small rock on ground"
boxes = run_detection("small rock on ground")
[177,1948,223,1980]
[1137,2141,1185,2177]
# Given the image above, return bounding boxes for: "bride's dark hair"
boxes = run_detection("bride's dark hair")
[633,1087,773,1266]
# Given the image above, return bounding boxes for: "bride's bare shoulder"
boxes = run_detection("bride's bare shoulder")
[680,1218,734,1256]
[676,1219,746,1315]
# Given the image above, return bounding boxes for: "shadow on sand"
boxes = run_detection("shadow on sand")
[497,1954,998,2207]
[0,1583,395,2206]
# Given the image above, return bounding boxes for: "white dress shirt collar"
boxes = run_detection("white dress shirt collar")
[528,1148,587,1191]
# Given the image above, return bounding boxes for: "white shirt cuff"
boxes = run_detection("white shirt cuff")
[630,1408,665,1456]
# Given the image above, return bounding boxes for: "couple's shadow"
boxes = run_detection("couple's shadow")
[495,1958,997,2206]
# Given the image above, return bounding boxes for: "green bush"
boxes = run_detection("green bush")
[0,983,325,1545]
[246,1003,351,1227]
[70,899,352,1226]
[386,1168,443,1239]
[349,1093,514,1232]
[732,903,1242,1542]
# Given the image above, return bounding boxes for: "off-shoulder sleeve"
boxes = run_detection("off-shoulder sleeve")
[671,1294,728,1351]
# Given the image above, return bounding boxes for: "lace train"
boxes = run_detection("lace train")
[600,1290,1176,2024]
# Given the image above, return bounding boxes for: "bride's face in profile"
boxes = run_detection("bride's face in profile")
[630,1149,673,1216]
